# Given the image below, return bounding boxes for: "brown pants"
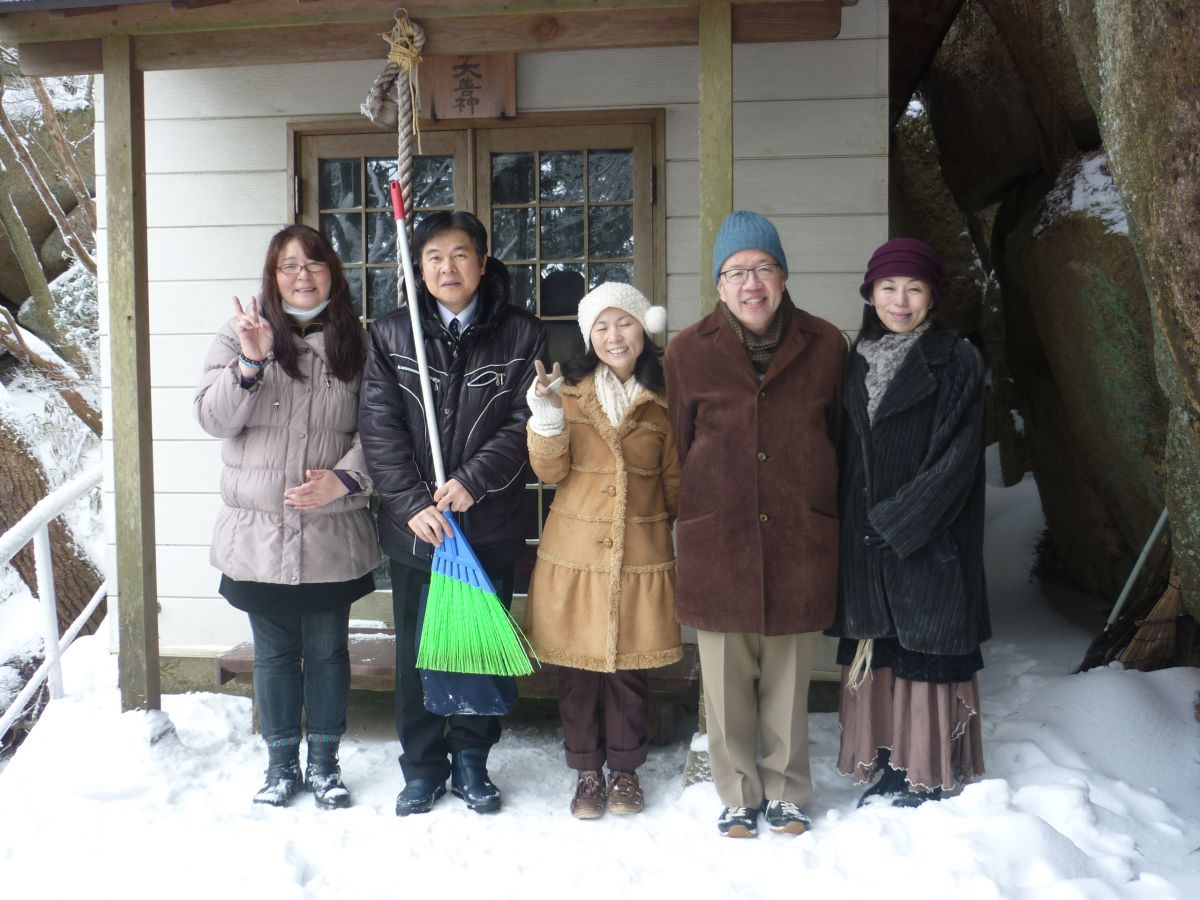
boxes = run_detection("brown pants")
[557,666,650,772]
[697,629,820,808]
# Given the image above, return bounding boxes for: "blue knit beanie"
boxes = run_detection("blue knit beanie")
[711,210,789,285]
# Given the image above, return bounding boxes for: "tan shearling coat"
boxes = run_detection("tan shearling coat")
[194,319,379,586]
[525,373,682,672]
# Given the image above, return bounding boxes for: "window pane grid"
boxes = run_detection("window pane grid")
[318,153,456,325]
[491,148,634,320]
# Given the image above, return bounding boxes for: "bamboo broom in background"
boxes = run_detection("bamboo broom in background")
[1120,562,1183,672]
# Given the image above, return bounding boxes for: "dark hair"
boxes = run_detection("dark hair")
[411,211,489,267]
[258,224,365,381]
[563,340,665,395]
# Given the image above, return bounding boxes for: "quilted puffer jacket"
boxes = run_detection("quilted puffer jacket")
[194,320,379,585]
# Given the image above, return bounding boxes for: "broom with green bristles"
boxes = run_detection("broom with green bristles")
[389,179,535,678]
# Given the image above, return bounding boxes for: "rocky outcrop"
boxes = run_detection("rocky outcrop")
[925,1,1044,211]
[1053,0,1200,618]
[996,154,1165,595]
[907,0,1186,603]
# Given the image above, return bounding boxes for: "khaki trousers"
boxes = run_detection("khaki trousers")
[696,629,821,808]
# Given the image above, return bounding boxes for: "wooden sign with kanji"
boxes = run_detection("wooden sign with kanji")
[420,53,517,120]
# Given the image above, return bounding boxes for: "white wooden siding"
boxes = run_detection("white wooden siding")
[96,0,888,654]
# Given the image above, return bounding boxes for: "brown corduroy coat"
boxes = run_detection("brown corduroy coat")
[664,303,847,635]
[525,373,683,672]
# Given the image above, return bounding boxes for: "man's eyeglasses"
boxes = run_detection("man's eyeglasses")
[719,263,782,285]
[277,261,330,276]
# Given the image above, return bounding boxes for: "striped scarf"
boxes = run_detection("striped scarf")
[719,297,793,375]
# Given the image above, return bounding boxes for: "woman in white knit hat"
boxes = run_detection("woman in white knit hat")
[524,281,681,819]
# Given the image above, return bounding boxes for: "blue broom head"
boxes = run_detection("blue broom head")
[432,511,497,593]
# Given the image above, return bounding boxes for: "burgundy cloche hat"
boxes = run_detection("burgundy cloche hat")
[858,238,946,300]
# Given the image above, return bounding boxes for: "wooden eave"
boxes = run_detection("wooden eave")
[4,0,856,76]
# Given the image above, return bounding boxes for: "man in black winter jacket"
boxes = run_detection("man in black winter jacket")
[359,211,547,817]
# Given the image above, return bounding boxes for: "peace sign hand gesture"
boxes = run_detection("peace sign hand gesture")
[232,295,273,369]
[532,359,564,408]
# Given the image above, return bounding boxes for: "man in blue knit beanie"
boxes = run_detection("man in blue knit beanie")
[665,209,847,838]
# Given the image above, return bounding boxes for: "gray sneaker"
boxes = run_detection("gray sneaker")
[762,799,811,835]
[717,805,758,838]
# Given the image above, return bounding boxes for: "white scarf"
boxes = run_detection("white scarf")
[593,364,643,427]
[283,298,330,321]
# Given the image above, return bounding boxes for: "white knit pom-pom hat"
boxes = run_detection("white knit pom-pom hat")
[577,281,667,350]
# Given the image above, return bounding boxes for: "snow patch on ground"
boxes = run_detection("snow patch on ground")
[2,465,1199,897]
[1037,151,1131,237]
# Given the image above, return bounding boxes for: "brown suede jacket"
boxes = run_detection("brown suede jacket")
[665,303,846,635]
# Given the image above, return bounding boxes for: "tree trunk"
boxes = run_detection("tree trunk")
[0,417,105,637]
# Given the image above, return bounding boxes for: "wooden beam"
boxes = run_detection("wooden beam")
[734,0,840,42]
[0,0,838,43]
[698,1,733,317]
[17,3,841,75]
[17,39,102,76]
[102,34,161,714]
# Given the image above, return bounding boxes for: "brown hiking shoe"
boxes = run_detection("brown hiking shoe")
[570,770,606,819]
[606,770,645,815]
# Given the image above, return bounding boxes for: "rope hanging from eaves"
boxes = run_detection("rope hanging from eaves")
[361,7,426,249]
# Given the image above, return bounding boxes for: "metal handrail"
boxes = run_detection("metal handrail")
[0,462,105,746]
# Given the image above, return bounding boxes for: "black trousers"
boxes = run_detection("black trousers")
[391,558,515,782]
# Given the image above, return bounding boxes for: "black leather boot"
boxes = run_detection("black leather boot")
[395,778,447,816]
[857,748,908,808]
[450,748,501,814]
[305,738,352,810]
[254,741,301,807]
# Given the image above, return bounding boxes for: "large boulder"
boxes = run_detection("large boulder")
[890,97,988,336]
[978,0,1100,158]
[997,152,1166,597]
[1057,0,1200,618]
[924,0,1044,210]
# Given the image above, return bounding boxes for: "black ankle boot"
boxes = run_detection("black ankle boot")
[450,748,501,814]
[857,752,909,808]
[305,738,352,810]
[254,741,301,807]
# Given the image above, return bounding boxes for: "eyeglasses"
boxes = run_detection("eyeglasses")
[719,263,782,285]
[277,261,330,276]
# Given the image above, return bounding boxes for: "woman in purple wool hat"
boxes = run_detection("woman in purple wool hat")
[827,237,991,808]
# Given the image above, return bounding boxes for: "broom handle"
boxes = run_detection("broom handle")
[1107,505,1169,627]
[390,179,447,488]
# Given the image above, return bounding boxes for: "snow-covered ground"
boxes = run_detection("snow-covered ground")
[1,465,1198,899]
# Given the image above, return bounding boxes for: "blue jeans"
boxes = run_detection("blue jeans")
[248,607,351,745]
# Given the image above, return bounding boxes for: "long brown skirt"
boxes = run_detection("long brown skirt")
[837,665,984,792]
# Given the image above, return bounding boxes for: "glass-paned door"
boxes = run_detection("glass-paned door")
[300,130,469,324]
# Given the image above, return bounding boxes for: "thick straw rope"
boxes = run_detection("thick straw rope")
[384,11,425,241]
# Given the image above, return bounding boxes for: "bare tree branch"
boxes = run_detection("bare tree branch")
[29,76,96,234]
[0,81,96,276]
[0,307,101,437]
